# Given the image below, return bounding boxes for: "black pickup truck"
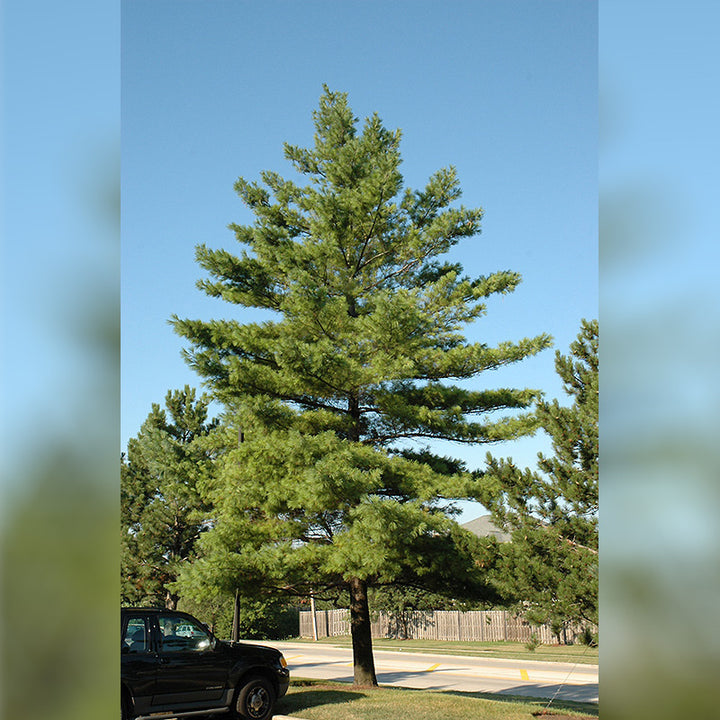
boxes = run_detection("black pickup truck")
[121,607,289,720]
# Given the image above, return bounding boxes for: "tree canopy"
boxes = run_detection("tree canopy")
[121,386,218,609]
[171,87,552,684]
[480,319,599,634]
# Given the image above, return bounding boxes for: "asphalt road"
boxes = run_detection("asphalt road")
[272,641,599,704]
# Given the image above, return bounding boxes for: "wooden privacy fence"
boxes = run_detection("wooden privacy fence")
[299,609,592,645]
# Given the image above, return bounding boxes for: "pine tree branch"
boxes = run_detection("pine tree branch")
[562,536,598,555]
[353,182,390,277]
[362,429,507,446]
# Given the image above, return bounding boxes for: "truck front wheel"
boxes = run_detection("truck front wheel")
[233,675,275,720]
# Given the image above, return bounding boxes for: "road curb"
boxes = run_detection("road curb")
[273,715,309,720]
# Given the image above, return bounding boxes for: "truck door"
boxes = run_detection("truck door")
[121,614,158,715]
[151,613,227,707]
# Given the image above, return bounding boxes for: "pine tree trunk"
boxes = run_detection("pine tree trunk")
[349,576,378,687]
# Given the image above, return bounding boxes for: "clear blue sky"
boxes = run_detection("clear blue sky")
[121,0,598,509]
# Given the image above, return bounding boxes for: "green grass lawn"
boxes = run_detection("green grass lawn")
[276,679,599,720]
[286,636,599,665]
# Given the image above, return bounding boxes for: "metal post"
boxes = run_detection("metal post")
[231,426,244,644]
[232,588,240,642]
[310,592,319,641]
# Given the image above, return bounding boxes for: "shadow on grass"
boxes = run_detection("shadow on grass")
[420,688,598,718]
[276,680,368,715]
[277,680,598,719]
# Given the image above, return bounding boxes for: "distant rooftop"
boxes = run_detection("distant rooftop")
[461,514,512,542]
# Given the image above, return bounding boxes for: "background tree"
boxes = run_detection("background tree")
[172,87,551,684]
[179,588,299,641]
[369,584,482,640]
[479,319,598,636]
[121,386,218,609]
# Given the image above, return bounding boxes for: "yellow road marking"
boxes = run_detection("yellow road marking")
[520,669,530,681]
[424,663,441,672]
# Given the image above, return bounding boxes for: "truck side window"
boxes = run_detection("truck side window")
[123,617,148,654]
[157,615,212,652]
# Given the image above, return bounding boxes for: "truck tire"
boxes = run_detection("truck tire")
[233,675,276,720]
